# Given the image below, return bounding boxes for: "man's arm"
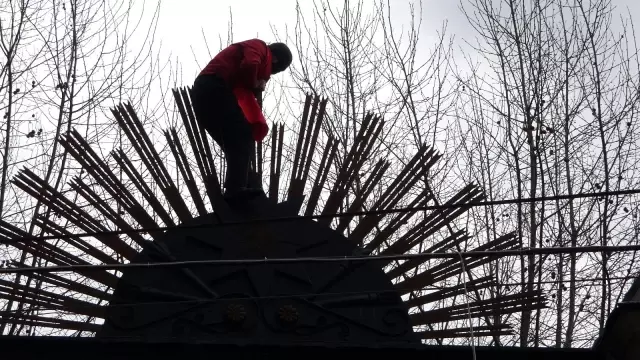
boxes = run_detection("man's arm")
[238,39,268,89]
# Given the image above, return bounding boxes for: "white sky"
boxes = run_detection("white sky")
[147,0,639,93]
[150,0,463,81]
[154,0,301,80]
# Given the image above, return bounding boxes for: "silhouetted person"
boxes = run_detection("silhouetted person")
[191,39,292,199]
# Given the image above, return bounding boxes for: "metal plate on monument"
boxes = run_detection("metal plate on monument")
[98,195,418,346]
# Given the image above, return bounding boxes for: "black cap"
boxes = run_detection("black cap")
[268,42,292,74]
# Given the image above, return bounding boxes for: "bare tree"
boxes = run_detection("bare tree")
[273,0,459,205]
[0,0,164,335]
[271,0,506,347]
[456,0,640,347]
[0,0,47,225]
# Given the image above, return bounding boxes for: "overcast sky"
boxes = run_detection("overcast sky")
[150,0,639,86]
[152,0,457,79]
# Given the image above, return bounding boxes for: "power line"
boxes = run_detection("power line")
[0,273,634,308]
[1,188,639,245]
[0,287,467,313]
[2,244,640,275]
[2,274,637,316]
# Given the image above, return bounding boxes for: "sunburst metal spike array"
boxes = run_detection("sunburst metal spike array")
[0,89,546,340]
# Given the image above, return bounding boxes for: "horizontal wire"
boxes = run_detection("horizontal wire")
[0,275,636,313]
[1,274,634,310]
[1,244,640,274]
[1,188,639,245]
[0,287,478,313]
[3,274,637,317]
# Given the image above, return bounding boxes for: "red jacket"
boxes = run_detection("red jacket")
[200,39,272,141]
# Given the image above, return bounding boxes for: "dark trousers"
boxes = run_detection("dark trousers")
[191,74,254,191]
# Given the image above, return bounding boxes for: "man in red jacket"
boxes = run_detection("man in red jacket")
[191,39,292,199]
